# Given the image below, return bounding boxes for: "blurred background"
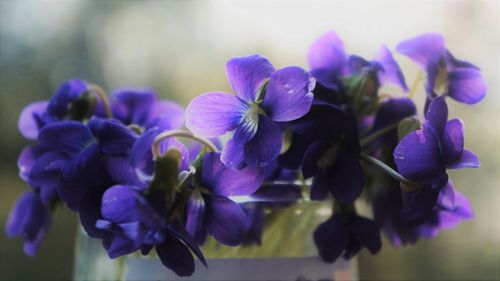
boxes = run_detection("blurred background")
[1,0,499,280]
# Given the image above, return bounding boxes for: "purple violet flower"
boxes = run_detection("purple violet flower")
[18,79,89,140]
[308,31,408,92]
[96,185,206,276]
[107,89,185,131]
[5,192,52,256]
[186,54,315,169]
[37,118,138,210]
[185,152,265,246]
[396,33,487,105]
[314,211,381,263]
[373,180,473,247]
[394,96,480,219]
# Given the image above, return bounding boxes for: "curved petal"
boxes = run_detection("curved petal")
[447,149,480,169]
[38,121,94,155]
[18,101,49,140]
[243,115,282,167]
[394,129,444,184]
[88,118,138,156]
[130,128,158,176]
[226,55,275,101]
[202,152,264,196]
[374,44,409,92]
[105,156,144,188]
[442,119,464,164]
[313,215,349,263]
[424,96,448,139]
[101,185,140,223]
[262,66,315,121]
[156,236,195,277]
[326,152,364,203]
[109,89,156,126]
[158,137,190,171]
[302,141,331,179]
[18,145,47,181]
[396,33,445,69]
[147,100,185,131]
[47,79,88,118]
[6,192,51,257]
[308,31,346,77]
[186,92,246,137]
[204,194,248,246]
[447,68,487,105]
[220,136,246,170]
[185,194,207,245]
[347,216,382,254]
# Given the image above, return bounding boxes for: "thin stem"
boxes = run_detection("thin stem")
[360,121,400,147]
[153,130,217,159]
[409,71,424,99]
[87,84,112,118]
[359,154,422,189]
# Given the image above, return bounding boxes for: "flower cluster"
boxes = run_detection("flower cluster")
[6,31,486,276]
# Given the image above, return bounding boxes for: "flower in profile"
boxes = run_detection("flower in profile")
[308,31,408,92]
[314,210,381,263]
[394,96,480,219]
[96,185,206,277]
[18,79,89,140]
[397,33,487,105]
[5,192,52,257]
[185,152,265,246]
[186,54,315,169]
[107,89,184,132]
[372,180,473,247]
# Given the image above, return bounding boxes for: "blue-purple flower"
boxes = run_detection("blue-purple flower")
[397,33,487,105]
[394,96,480,219]
[18,79,90,140]
[107,89,184,131]
[5,192,52,257]
[185,152,265,246]
[308,31,408,92]
[372,180,473,247]
[186,54,315,169]
[96,185,206,276]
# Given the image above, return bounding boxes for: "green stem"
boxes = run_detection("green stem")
[360,121,400,147]
[87,84,112,118]
[359,154,422,189]
[153,130,218,159]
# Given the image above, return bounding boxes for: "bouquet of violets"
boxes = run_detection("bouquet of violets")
[6,31,487,277]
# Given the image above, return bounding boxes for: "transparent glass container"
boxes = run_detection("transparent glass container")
[73,199,358,281]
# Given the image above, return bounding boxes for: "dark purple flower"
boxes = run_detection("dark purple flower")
[18,79,89,140]
[108,89,184,131]
[396,33,487,104]
[37,118,138,210]
[96,185,206,276]
[394,97,479,185]
[186,55,315,169]
[394,97,479,219]
[373,180,473,247]
[314,212,381,263]
[185,152,265,246]
[290,104,364,202]
[5,192,52,257]
[308,31,408,92]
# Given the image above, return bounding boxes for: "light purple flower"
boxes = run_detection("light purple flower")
[186,55,315,169]
[396,33,487,104]
[185,152,265,246]
[308,31,408,91]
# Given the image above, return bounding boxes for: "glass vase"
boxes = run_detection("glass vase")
[73,199,358,281]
